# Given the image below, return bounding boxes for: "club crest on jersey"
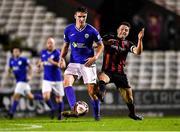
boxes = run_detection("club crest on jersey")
[42,54,46,58]
[85,34,89,39]
[18,61,22,65]
[50,55,54,59]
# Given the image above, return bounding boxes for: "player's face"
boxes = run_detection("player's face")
[13,48,21,58]
[75,12,87,25]
[46,38,55,51]
[117,25,130,39]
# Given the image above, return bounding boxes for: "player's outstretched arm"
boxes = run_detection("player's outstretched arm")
[133,28,144,55]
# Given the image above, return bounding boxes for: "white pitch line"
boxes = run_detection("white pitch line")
[0,123,42,131]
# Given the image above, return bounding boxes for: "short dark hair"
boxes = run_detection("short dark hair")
[120,21,131,29]
[75,6,88,14]
[11,47,21,53]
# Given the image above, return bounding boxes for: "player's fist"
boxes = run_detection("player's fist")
[59,58,66,69]
[27,74,32,81]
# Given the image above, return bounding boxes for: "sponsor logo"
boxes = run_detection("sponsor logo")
[72,42,86,48]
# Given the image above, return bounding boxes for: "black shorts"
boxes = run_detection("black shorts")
[104,71,131,89]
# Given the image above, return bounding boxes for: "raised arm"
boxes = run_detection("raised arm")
[132,28,144,55]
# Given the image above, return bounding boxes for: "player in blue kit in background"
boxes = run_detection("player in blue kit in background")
[7,47,43,119]
[37,37,65,120]
[60,7,104,121]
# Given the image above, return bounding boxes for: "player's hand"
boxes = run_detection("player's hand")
[138,28,144,40]
[36,66,42,73]
[27,75,32,81]
[85,56,97,67]
[59,58,66,69]
[48,58,54,64]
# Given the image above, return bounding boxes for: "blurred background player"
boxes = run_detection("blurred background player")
[7,47,43,119]
[97,22,144,120]
[37,37,65,120]
[60,7,104,121]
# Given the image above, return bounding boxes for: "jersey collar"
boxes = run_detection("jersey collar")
[75,23,87,32]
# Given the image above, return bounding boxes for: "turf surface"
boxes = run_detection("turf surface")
[0,116,180,131]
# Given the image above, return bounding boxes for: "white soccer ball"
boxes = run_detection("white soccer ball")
[74,101,89,116]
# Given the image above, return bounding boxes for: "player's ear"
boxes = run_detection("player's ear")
[74,14,77,19]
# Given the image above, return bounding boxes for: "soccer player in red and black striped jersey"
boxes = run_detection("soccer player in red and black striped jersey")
[97,22,144,120]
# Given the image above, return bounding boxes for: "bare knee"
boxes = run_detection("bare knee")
[27,93,34,100]
[13,94,21,101]
[98,72,110,83]
[63,75,75,87]
[55,96,63,103]
[43,92,51,101]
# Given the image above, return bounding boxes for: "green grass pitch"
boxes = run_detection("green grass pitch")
[0,116,180,131]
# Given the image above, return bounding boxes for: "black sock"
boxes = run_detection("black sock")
[99,80,106,93]
[127,103,135,115]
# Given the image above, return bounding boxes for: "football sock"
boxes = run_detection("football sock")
[99,80,106,92]
[127,103,135,115]
[9,100,19,114]
[91,99,100,118]
[57,101,64,119]
[46,99,55,111]
[33,93,43,100]
[64,86,76,109]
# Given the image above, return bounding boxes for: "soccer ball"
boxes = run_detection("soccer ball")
[74,101,89,116]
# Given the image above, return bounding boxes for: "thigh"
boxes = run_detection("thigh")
[15,82,30,96]
[114,74,131,89]
[42,80,52,94]
[53,81,65,97]
[81,64,97,84]
[64,63,81,80]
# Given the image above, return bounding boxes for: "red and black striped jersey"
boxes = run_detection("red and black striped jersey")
[102,38,135,74]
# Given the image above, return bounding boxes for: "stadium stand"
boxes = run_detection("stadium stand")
[151,0,180,15]
[0,0,67,52]
[0,0,67,90]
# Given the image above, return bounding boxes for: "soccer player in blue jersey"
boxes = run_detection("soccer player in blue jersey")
[7,47,43,119]
[37,37,65,120]
[60,7,104,121]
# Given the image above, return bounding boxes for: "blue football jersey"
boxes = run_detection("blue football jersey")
[41,49,62,81]
[64,23,102,64]
[9,57,30,82]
